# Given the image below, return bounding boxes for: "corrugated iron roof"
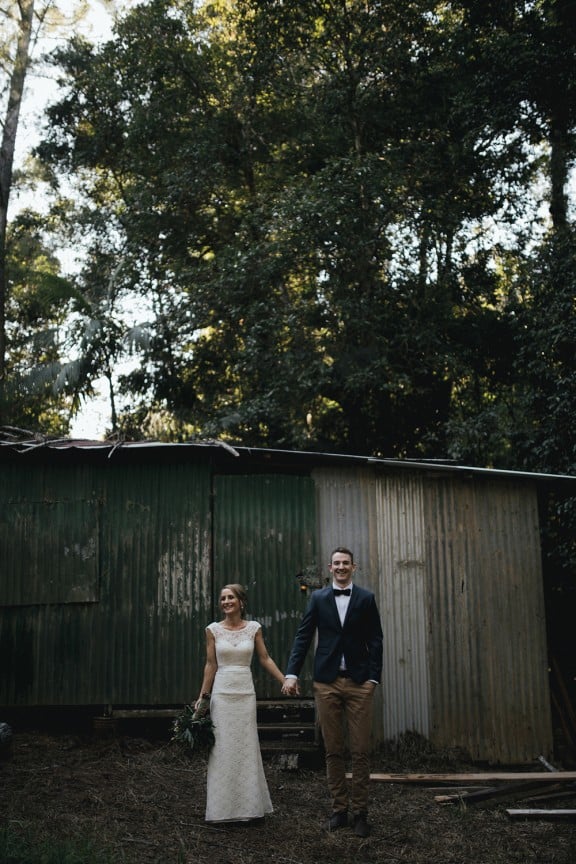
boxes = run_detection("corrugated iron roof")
[0,434,575,483]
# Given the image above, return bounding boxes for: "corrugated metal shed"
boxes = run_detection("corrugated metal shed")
[1,439,573,763]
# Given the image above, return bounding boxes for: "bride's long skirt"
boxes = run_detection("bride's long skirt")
[205,664,273,822]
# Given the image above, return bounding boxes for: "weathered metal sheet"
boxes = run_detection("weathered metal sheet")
[0,460,212,707]
[313,467,430,745]
[0,445,554,764]
[312,466,380,588]
[213,473,317,696]
[313,465,552,762]
[374,472,431,741]
[423,474,552,763]
[312,466,385,741]
[0,465,100,606]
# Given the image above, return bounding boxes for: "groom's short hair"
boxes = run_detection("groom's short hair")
[330,546,354,564]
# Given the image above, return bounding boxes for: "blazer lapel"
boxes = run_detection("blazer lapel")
[341,585,358,627]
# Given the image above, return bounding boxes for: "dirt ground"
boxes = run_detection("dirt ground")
[1,727,575,864]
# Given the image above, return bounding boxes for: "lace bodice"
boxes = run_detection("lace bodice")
[208,620,260,669]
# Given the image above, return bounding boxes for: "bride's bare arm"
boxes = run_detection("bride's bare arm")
[195,628,217,708]
[254,627,286,687]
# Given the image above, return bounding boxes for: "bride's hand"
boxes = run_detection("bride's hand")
[281,679,300,696]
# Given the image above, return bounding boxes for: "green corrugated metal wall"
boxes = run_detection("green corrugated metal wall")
[0,461,319,708]
[213,473,317,696]
[0,460,212,707]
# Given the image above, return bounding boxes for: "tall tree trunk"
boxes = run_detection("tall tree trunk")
[548,106,569,234]
[0,0,35,423]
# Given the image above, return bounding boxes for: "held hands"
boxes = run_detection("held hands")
[281,677,300,696]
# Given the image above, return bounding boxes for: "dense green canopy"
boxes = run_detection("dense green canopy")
[1,0,574,471]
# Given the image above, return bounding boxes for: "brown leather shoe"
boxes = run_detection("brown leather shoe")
[325,811,348,832]
[353,813,371,837]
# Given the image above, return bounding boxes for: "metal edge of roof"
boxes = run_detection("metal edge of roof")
[0,438,575,483]
[366,457,576,483]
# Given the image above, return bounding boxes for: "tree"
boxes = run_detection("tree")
[1,0,125,433]
[2,207,76,433]
[0,0,35,421]
[36,0,575,460]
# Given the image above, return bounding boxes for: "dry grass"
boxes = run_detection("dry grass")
[0,730,575,864]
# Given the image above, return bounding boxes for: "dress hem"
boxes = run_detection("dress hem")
[205,811,273,823]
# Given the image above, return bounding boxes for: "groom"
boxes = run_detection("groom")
[283,547,383,837]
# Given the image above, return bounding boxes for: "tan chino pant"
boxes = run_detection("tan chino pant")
[313,676,375,816]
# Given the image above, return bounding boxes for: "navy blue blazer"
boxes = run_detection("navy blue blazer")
[286,584,383,685]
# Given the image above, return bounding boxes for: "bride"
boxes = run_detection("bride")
[195,583,291,822]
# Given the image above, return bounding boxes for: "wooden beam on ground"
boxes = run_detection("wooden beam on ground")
[522,788,576,805]
[351,769,576,807]
[435,781,563,806]
[425,786,495,794]
[357,771,576,783]
[433,760,575,806]
[506,809,576,821]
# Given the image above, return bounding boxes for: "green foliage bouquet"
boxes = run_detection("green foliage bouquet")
[172,702,215,754]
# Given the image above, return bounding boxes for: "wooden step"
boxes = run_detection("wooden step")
[258,723,316,742]
[259,738,319,752]
[256,699,320,758]
[257,699,315,723]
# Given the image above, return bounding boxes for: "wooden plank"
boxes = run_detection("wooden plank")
[360,772,576,783]
[506,809,576,821]
[433,762,573,806]
[425,787,495,794]
[435,782,562,805]
[110,708,179,719]
[523,789,576,804]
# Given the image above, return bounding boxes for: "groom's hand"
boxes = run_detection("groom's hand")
[281,677,300,696]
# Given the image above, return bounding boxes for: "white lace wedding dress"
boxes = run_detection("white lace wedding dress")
[205,620,274,822]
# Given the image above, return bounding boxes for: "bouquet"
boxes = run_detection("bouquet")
[172,701,215,754]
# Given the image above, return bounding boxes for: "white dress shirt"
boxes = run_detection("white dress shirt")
[333,581,353,670]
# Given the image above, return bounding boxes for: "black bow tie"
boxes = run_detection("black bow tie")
[333,588,351,596]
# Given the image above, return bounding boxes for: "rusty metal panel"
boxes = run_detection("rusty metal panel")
[313,467,431,745]
[213,473,317,697]
[313,465,552,762]
[312,466,380,588]
[374,473,431,741]
[424,475,552,763]
[312,466,385,740]
[0,460,212,708]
